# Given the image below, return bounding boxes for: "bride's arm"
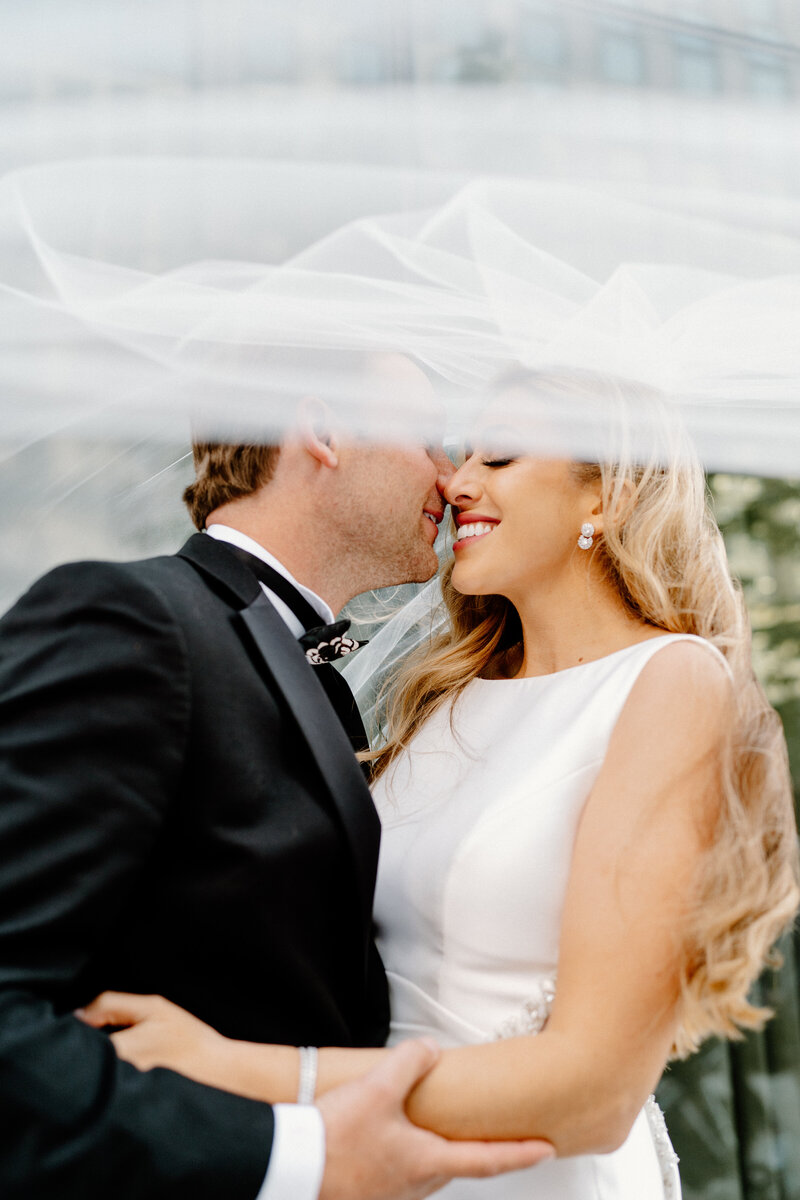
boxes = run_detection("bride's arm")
[80,642,730,1156]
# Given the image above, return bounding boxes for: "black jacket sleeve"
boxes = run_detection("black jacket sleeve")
[0,562,274,1199]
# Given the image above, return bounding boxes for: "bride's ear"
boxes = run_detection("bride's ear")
[296,397,339,469]
[590,477,636,538]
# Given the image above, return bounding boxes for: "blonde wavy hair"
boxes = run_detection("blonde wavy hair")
[367,368,800,1058]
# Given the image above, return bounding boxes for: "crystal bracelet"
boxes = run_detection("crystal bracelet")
[297,1045,319,1105]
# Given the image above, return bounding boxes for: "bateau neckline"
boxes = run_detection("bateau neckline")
[474,633,690,683]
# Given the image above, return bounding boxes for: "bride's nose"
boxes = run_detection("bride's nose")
[443,460,482,508]
[429,446,456,494]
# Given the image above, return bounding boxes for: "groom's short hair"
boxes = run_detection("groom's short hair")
[183,442,280,530]
[182,352,422,529]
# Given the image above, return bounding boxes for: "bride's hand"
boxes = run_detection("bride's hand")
[76,993,379,1104]
[75,991,233,1089]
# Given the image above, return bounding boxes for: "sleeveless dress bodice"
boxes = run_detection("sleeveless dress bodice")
[371,635,716,1199]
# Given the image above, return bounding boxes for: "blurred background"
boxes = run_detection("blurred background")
[2,2,799,1194]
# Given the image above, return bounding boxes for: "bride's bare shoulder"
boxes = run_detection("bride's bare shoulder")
[615,637,734,759]
[638,635,732,688]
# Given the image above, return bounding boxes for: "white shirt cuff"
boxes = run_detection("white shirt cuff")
[255,1103,326,1200]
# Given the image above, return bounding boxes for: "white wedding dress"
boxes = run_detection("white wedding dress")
[370,635,717,1199]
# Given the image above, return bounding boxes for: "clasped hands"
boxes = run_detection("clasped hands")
[76,991,555,1200]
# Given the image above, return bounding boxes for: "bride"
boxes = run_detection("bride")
[79,368,800,1198]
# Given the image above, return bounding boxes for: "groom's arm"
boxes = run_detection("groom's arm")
[0,561,274,1199]
[0,560,553,1200]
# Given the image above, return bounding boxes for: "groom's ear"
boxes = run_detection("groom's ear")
[297,397,339,469]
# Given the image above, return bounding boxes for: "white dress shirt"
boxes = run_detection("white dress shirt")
[205,524,329,1200]
[206,525,335,634]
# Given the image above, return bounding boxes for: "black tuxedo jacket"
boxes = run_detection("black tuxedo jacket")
[0,533,389,1199]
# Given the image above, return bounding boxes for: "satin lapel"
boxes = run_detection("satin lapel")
[177,534,380,925]
[240,593,380,930]
[176,533,263,607]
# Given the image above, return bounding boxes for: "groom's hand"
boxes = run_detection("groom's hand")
[317,1038,554,1200]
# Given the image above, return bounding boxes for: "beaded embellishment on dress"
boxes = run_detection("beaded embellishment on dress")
[644,1096,681,1200]
[492,975,557,1040]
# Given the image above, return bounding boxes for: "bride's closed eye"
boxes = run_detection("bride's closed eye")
[481,456,516,468]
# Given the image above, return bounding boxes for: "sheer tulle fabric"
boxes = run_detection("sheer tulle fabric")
[1,159,800,471]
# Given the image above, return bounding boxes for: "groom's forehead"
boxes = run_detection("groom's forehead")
[344,354,446,448]
[363,352,432,390]
[361,353,439,415]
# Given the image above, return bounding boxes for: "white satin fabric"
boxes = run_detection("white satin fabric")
[371,635,720,1198]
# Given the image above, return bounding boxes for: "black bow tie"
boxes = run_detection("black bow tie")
[298,619,368,664]
[220,541,370,757]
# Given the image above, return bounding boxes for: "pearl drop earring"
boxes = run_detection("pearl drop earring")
[578,522,595,550]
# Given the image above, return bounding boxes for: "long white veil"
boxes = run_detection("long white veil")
[1,0,799,614]
[3,162,800,453]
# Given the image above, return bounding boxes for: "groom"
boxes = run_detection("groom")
[0,366,549,1198]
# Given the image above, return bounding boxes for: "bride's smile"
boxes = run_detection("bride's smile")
[445,447,602,611]
[453,515,499,546]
